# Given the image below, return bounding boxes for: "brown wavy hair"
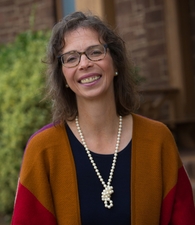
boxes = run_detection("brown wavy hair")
[46,11,140,123]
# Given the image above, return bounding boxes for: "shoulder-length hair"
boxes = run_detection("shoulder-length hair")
[46,11,140,123]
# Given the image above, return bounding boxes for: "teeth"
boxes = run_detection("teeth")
[80,76,100,84]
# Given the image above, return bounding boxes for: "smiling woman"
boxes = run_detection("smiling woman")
[45,12,139,122]
[60,27,116,101]
[11,11,195,225]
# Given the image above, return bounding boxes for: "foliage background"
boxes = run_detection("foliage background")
[0,30,51,214]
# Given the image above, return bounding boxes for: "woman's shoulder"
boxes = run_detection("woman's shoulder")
[30,123,62,139]
[132,113,173,140]
[131,113,179,157]
[132,113,169,129]
[25,123,67,151]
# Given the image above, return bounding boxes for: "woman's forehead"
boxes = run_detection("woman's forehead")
[63,27,102,52]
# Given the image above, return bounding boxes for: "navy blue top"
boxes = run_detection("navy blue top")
[66,124,131,225]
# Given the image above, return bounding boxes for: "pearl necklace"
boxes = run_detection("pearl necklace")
[75,116,123,209]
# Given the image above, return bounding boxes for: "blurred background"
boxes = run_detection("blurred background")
[0,0,195,224]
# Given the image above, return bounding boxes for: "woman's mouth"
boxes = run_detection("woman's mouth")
[80,75,101,84]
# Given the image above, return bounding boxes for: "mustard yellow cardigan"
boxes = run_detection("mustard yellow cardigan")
[12,114,195,224]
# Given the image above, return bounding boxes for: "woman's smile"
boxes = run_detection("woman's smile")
[79,74,101,85]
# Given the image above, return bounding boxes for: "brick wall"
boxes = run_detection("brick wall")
[0,0,56,44]
[114,0,168,87]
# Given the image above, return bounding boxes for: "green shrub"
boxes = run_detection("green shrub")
[0,30,51,214]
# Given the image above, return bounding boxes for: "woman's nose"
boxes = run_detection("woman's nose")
[78,54,93,69]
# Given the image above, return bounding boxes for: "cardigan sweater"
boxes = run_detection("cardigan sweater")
[11,113,195,225]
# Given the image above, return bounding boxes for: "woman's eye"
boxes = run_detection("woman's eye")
[90,49,102,56]
[66,55,78,63]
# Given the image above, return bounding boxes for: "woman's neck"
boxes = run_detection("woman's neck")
[67,96,133,154]
[68,97,119,154]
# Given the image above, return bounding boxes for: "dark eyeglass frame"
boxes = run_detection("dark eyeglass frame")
[57,44,108,68]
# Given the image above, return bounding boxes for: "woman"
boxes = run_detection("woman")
[12,11,195,224]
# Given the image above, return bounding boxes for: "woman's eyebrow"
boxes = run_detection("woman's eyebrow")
[63,44,101,54]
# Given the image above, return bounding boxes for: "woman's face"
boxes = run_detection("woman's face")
[61,27,116,102]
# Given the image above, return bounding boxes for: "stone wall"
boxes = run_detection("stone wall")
[0,0,56,44]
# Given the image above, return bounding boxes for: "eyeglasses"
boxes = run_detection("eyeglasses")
[58,44,108,68]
